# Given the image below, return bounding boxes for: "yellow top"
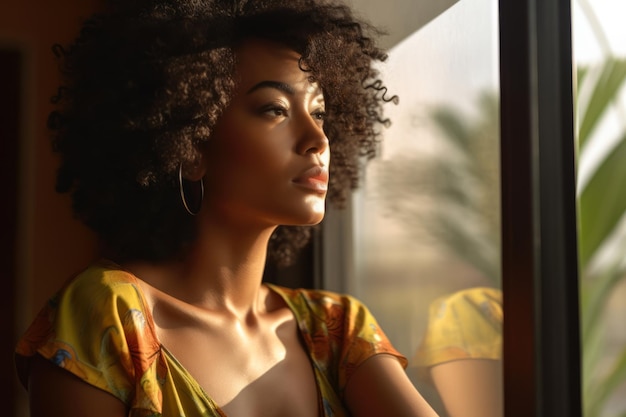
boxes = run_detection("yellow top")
[15,261,406,417]
[413,287,502,368]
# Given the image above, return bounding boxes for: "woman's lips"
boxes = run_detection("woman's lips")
[293,166,329,192]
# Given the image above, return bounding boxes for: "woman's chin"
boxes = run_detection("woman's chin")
[308,212,326,226]
[293,196,326,225]
[287,209,326,227]
[293,211,325,226]
[309,200,326,222]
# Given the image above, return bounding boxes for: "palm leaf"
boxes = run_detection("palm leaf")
[577,66,589,87]
[578,58,626,151]
[578,131,626,268]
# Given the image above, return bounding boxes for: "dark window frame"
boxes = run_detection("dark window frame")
[499,0,582,415]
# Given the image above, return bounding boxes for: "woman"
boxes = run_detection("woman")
[15,0,440,416]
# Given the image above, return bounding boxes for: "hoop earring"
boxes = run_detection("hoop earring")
[178,163,204,216]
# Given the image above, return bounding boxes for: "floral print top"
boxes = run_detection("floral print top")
[413,286,503,368]
[15,261,407,417]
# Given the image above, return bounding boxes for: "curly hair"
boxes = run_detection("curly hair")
[49,0,397,267]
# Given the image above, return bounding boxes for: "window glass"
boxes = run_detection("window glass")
[573,1,626,416]
[336,0,502,416]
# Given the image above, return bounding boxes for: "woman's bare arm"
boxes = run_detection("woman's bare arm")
[28,354,128,417]
[345,354,440,417]
[430,358,503,417]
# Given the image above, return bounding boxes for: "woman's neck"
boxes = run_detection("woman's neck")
[119,221,276,319]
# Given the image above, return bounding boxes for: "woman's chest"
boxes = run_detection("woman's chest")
[153,306,321,417]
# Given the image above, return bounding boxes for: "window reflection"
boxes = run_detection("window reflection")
[346,0,501,415]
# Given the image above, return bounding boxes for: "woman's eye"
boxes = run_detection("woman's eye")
[261,105,288,118]
[312,110,326,121]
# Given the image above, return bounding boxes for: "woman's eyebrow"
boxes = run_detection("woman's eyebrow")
[246,80,295,95]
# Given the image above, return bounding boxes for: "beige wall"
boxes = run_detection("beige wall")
[2,3,100,415]
[1,0,99,325]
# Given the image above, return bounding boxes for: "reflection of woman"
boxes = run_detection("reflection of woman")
[414,287,503,417]
[14,1,440,416]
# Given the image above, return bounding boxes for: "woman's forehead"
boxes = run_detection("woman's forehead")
[233,39,320,93]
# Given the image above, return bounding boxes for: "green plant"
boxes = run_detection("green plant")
[574,2,626,416]
[577,55,626,417]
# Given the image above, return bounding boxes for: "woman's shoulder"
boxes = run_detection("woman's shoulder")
[68,258,141,288]
[15,259,161,406]
[16,259,154,358]
[265,284,385,339]
[266,284,408,392]
[54,259,147,310]
[267,284,365,310]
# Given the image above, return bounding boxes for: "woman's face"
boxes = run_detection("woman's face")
[202,38,330,228]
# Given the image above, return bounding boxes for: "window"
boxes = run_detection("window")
[322,0,584,416]
[325,1,502,415]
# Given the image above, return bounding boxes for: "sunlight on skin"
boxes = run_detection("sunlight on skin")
[430,359,503,417]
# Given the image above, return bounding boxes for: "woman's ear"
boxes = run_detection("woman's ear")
[182,149,209,181]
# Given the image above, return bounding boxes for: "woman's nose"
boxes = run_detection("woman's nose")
[296,115,329,157]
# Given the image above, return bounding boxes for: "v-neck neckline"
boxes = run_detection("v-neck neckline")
[112,264,326,417]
